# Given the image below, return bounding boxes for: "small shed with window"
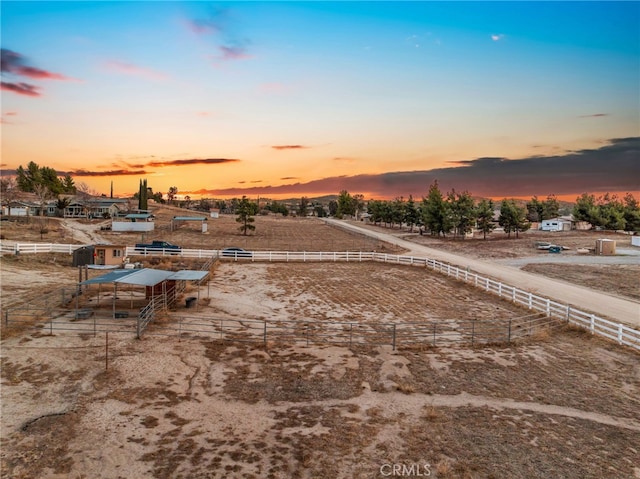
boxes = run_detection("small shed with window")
[93,244,126,266]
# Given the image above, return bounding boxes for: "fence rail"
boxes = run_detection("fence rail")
[2,242,639,351]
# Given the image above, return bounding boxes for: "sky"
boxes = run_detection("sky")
[1,1,639,201]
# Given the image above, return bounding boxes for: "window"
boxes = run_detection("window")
[112,250,122,257]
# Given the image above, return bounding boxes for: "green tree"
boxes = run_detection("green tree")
[336,190,355,218]
[499,199,531,238]
[573,193,601,228]
[527,195,560,222]
[55,196,71,217]
[476,199,495,240]
[447,190,476,239]
[138,179,148,210]
[236,195,259,235]
[403,195,420,232]
[15,161,65,195]
[421,181,451,237]
[598,193,626,230]
[623,193,640,232]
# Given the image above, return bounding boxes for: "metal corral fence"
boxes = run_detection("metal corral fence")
[2,242,639,351]
[121,311,558,349]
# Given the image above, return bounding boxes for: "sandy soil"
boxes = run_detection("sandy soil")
[2,214,640,478]
[328,220,640,328]
[1,258,640,479]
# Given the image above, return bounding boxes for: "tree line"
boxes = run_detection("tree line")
[336,183,640,238]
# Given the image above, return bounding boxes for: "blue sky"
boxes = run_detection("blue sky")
[1,1,639,199]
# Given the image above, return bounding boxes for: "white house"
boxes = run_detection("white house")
[540,217,572,232]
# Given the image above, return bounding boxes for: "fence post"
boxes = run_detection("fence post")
[618,324,623,345]
[528,293,533,309]
[105,332,109,371]
[136,315,141,340]
[566,305,571,322]
[498,283,502,297]
[433,323,437,347]
[392,324,396,351]
[590,314,595,334]
[349,323,353,347]
[4,310,9,327]
[508,319,512,343]
[546,299,550,317]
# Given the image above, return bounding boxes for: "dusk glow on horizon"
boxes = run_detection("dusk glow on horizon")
[1,1,639,200]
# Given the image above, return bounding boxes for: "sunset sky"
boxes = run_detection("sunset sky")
[1,1,639,201]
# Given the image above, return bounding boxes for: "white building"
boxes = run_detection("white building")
[540,217,572,232]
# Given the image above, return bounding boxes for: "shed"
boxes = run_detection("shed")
[112,213,155,232]
[73,246,95,267]
[595,239,616,256]
[171,216,208,233]
[93,244,126,266]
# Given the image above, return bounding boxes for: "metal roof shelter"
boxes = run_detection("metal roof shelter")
[79,268,210,317]
[125,213,154,220]
[171,215,208,232]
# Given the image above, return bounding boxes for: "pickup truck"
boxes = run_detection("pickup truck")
[134,240,181,254]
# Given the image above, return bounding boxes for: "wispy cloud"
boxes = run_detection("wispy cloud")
[187,7,252,63]
[217,45,251,62]
[104,60,168,81]
[491,34,505,41]
[271,145,310,151]
[579,113,609,118]
[1,48,76,97]
[70,169,148,177]
[1,81,41,97]
[146,158,239,167]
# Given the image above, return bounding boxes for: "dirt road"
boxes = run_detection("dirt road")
[326,219,640,328]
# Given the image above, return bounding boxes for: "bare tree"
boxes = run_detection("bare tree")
[32,184,53,217]
[0,176,19,217]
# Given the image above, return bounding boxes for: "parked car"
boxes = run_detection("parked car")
[220,247,252,258]
[134,240,181,254]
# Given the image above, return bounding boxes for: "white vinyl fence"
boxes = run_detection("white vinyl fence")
[2,242,639,351]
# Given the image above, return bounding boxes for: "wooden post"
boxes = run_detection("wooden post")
[105,332,109,371]
[508,320,512,343]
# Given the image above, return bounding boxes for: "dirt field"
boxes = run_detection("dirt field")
[350,223,640,302]
[2,214,640,478]
[1,256,640,479]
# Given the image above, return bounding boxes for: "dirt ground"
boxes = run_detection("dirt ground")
[2,214,640,478]
[352,223,640,302]
[1,256,639,479]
